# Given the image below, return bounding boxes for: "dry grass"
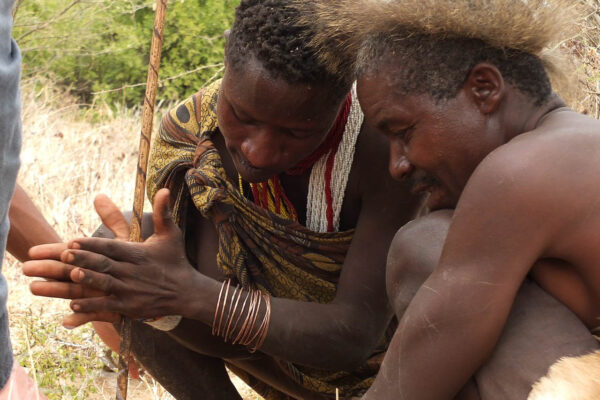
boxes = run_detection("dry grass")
[4,78,262,399]
[567,0,600,117]
[2,1,599,398]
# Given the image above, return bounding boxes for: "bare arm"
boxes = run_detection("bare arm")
[258,155,419,368]
[364,144,571,399]
[7,183,61,262]
[27,131,422,371]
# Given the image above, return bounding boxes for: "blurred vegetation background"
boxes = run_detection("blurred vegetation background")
[9,0,600,116]
[3,0,599,399]
[12,0,239,107]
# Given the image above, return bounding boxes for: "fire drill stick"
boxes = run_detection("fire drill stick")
[116,0,168,399]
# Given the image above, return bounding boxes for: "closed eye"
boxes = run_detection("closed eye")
[287,128,320,139]
[231,105,257,125]
[392,125,415,143]
[374,118,413,141]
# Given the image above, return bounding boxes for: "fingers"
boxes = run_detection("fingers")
[94,193,130,240]
[22,259,74,281]
[63,311,121,329]
[69,267,121,294]
[152,188,177,236]
[30,280,104,299]
[66,238,142,264]
[70,296,122,315]
[28,242,68,260]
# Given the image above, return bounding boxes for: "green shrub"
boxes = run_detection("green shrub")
[13,0,238,106]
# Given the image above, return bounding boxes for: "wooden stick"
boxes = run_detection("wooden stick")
[116,0,168,399]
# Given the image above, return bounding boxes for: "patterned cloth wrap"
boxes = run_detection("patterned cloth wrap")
[147,80,390,399]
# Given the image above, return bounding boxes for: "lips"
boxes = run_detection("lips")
[409,174,439,196]
[236,153,260,172]
[232,152,278,183]
[408,173,455,210]
[426,186,454,211]
[410,181,433,196]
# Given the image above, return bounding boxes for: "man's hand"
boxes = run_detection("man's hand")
[59,189,198,322]
[23,193,131,328]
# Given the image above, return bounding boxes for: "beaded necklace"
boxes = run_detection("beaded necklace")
[240,84,363,232]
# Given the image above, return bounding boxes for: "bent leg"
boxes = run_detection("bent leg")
[384,211,598,400]
[475,279,599,400]
[129,321,242,400]
[528,349,600,399]
[386,210,452,317]
[227,358,330,400]
[385,210,481,399]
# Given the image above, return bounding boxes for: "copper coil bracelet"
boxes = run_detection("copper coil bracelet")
[212,279,271,353]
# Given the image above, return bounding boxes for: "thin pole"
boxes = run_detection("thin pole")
[116,0,168,399]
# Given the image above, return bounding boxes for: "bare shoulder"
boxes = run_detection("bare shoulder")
[477,110,598,183]
[460,108,600,231]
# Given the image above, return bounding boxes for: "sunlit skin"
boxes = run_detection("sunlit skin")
[358,61,600,399]
[22,57,422,398]
[357,72,506,211]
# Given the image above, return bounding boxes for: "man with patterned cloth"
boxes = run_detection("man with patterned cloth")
[24,1,421,398]
[23,1,600,399]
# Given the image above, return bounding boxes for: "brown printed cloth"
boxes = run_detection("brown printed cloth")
[147,80,388,399]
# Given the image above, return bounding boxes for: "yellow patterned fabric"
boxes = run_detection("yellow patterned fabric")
[147,80,385,399]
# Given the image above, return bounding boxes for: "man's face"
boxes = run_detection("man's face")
[357,65,503,211]
[217,58,343,183]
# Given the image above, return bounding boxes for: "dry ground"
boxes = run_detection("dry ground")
[3,1,600,399]
[4,80,262,399]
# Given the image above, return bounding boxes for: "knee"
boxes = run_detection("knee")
[387,209,453,283]
[92,211,154,239]
[386,210,453,312]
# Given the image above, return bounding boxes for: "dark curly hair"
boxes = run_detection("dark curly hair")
[225,0,351,97]
[358,34,552,105]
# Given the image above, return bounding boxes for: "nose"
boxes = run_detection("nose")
[240,128,284,170]
[389,143,414,180]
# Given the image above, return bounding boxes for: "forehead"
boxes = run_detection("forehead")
[357,71,434,124]
[222,57,341,125]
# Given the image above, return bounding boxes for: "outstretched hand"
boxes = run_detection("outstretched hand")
[24,192,143,327]
[58,189,197,327]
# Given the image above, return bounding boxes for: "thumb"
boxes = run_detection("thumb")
[94,194,129,240]
[152,188,177,236]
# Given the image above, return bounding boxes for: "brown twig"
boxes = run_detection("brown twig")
[11,0,24,20]
[90,63,224,95]
[15,0,82,42]
[116,0,168,399]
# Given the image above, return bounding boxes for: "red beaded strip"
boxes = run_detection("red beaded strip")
[248,92,352,228]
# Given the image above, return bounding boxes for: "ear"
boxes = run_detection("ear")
[463,63,504,115]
